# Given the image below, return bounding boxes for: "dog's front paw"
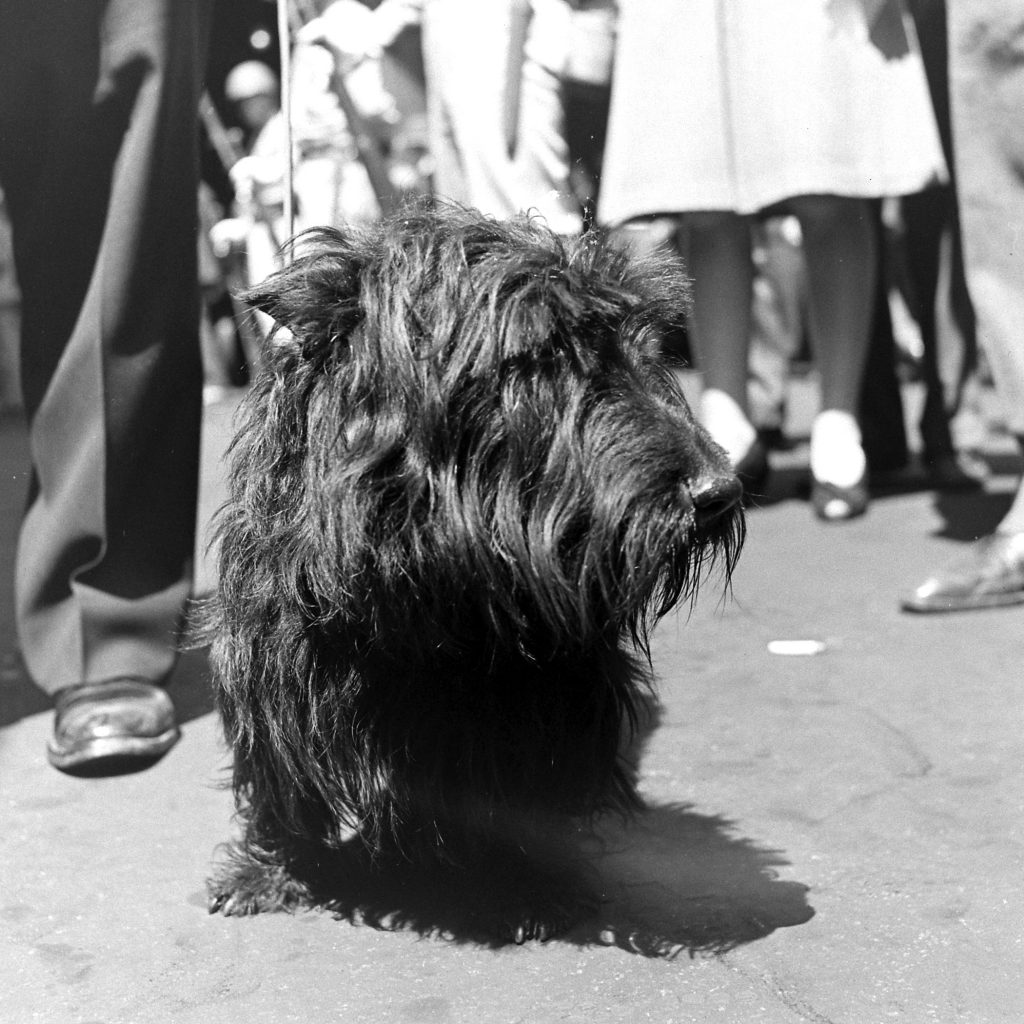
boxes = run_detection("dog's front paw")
[207,882,267,917]
[499,883,600,945]
[207,876,282,917]
[504,907,574,945]
[207,844,311,916]
[467,848,600,945]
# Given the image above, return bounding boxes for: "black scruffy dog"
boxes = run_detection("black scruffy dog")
[201,202,744,943]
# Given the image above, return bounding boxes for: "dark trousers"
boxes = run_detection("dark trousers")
[0,0,209,693]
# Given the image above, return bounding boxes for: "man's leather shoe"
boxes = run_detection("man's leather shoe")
[47,677,180,774]
[900,532,1024,613]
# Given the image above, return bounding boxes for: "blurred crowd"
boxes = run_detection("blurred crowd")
[190,0,1024,607]
[2,1,1005,513]
[1,0,1023,773]
[209,1,1024,567]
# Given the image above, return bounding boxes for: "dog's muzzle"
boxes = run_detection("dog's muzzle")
[686,472,744,531]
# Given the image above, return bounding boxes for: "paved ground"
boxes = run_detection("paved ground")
[1,377,1022,1023]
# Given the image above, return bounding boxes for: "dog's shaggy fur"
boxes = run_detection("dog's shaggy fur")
[201,203,744,943]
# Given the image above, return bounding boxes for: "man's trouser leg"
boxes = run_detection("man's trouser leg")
[0,0,208,694]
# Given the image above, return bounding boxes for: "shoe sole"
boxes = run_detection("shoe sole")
[46,726,181,773]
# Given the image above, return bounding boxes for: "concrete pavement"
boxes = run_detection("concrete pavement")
[1,378,1022,1023]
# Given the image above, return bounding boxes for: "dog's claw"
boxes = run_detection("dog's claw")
[209,892,234,916]
[509,914,559,944]
[208,886,254,917]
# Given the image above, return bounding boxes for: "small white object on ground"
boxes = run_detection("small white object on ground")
[767,639,827,656]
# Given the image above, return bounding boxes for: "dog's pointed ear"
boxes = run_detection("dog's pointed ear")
[243,228,368,357]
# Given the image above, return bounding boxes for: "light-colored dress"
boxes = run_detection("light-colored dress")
[597,0,948,224]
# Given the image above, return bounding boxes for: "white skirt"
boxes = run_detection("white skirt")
[597,0,948,224]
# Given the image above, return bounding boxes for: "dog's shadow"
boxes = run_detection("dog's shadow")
[303,803,813,957]
[298,696,813,955]
[574,803,814,956]
[573,696,815,957]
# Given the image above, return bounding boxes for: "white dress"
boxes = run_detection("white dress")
[597,0,948,224]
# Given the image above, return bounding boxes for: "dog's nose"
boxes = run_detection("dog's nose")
[688,473,743,526]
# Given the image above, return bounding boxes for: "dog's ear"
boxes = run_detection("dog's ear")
[244,227,369,358]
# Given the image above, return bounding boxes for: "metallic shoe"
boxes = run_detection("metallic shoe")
[47,677,180,774]
[900,532,1024,613]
